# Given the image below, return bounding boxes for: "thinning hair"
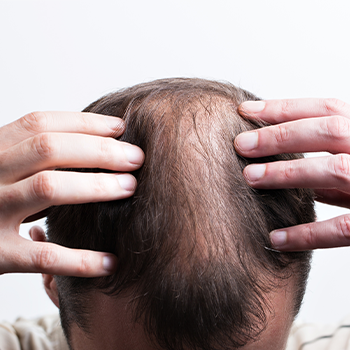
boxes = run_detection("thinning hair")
[46,78,315,350]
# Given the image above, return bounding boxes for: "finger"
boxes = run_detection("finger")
[29,225,46,242]
[314,189,350,209]
[238,98,350,124]
[234,115,350,158]
[22,209,51,223]
[0,133,144,183]
[243,155,350,191]
[269,214,350,251]
[1,171,137,223]
[0,235,117,276]
[0,111,125,151]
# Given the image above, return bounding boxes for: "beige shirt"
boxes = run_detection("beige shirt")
[0,315,68,350]
[286,315,350,350]
[2,314,350,350]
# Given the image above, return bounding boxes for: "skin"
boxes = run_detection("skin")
[0,111,144,276]
[235,98,350,251]
[67,288,295,350]
[29,187,295,350]
[38,262,296,350]
[2,101,347,349]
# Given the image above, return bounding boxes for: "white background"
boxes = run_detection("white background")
[1,0,350,325]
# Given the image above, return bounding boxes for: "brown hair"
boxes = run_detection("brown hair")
[47,78,315,350]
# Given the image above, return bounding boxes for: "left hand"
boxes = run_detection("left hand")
[234,98,350,251]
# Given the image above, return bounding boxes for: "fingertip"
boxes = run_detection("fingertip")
[243,164,266,184]
[111,119,126,139]
[238,101,266,117]
[234,132,258,153]
[29,226,46,242]
[104,116,126,137]
[76,252,117,277]
[45,248,118,277]
[116,173,137,192]
[74,252,117,277]
[270,230,287,249]
[123,143,145,166]
[102,254,118,275]
[238,104,252,118]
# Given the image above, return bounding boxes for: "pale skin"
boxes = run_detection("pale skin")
[66,283,296,350]
[2,100,350,349]
[38,249,296,350]
[0,111,144,276]
[235,98,350,251]
[3,100,349,274]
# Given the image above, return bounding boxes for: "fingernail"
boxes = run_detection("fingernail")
[103,255,117,273]
[244,164,266,182]
[123,144,144,165]
[235,132,258,151]
[105,116,125,131]
[240,101,266,113]
[270,231,287,248]
[116,174,136,191]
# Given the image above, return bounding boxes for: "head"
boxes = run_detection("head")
[45,78,315,350]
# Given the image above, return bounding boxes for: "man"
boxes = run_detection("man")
[0,79,349,349]
[45,78,315,350]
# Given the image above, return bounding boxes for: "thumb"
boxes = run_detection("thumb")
[29,225,46,242]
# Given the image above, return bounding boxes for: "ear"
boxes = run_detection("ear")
[29,225,60,308]
[42,274,60,308]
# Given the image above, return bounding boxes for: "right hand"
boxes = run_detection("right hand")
[234,98,350,251]
[0,111,144,276]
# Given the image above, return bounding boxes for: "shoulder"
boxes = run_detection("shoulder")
[0,314,68,350]
[287,315,350,350]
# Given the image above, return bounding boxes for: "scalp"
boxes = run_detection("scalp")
[47,78,315,350]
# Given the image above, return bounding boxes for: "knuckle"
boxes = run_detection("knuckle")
[331,154,350,183]
[78,113,95,133]
[76,251,93,275]
[322,98,347,115]
[32,133,56,161]
[34,246,59,271]
[337,216,350,240]
[92,174,109,195]
[97,138,114,164]
[279,99,296,117]
[273,124,290,144]
[324,116,350,142]
[20,112,48,133]
[280,161,295,181]
[32,172,56,201]
[302,224,317,248]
